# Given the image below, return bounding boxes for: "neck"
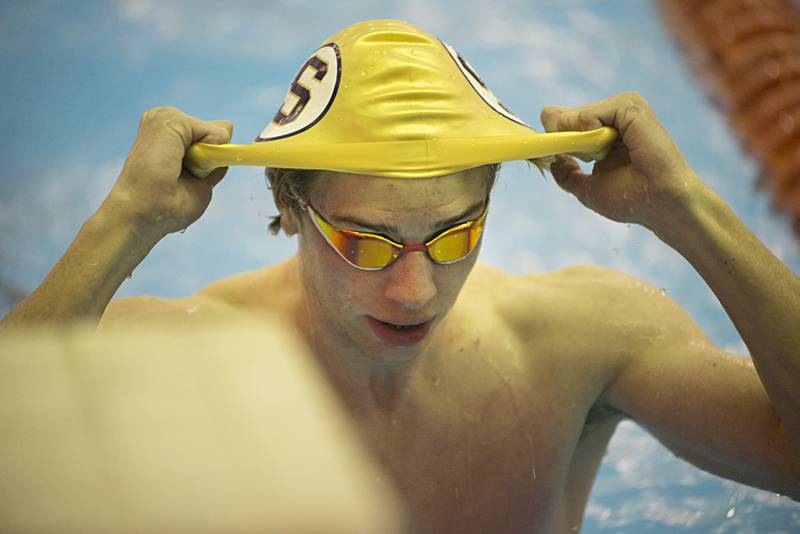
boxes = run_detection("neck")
[284,255,429,422]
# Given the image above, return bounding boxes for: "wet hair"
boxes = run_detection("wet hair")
[265,163,502,236]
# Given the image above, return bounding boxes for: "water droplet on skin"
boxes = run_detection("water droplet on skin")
[462,410,479,422]
[762,57,780,79]
[779,113,795,134]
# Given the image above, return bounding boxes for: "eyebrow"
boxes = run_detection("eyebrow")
[329,198,487,239]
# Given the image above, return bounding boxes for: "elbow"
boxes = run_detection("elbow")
[771,416,800,501]
[785,449,800,502]
[786,480,800,503]
[792,464,800,502]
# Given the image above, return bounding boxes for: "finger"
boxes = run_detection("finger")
[541,92,652,135]
[185,119,232,182]
[550,154,591,201]
[180,167,215,205]
[182,157,229,185]
[203,166,229,188]
[202,119,234,145]
[187,117,233,146]
[140,107,233,148]
[540,104,606,133]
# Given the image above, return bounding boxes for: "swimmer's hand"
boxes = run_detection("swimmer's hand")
[0,108,233,328]
[541,92,705,228]
[106,107,233,238]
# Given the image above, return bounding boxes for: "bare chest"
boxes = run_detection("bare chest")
[357,344,607,534]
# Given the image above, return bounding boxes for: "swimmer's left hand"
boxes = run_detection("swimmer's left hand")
[540,92,706,228]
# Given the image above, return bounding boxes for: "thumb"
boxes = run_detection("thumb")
[550,155,590,201]
[209,119,234,136]
[203,120,234,186]
[201,119,234,145]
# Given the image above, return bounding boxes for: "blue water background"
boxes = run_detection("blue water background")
[1,1,799,530]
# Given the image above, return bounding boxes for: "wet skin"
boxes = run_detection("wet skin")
[103,256,627,533]
[100,165,795,532]
[101,166,632,532]
[99,164,800,532]
[10,97,799,532]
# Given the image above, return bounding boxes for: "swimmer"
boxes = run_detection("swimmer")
[2,19,799,534]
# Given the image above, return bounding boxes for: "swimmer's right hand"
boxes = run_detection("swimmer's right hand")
[104,106,233,238]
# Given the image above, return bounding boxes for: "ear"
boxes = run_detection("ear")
[280,206,301,237]
[266,169,301,237]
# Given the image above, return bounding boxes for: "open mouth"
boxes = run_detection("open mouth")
[367,316,433,346]
[384,321,426,329]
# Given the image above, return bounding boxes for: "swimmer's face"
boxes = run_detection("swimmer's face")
[294,168,491,360]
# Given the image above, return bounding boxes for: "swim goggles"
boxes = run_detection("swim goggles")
[294,194,488,270]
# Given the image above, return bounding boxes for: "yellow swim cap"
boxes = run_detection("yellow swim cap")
[186,19,616,178]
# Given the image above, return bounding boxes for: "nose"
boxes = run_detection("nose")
[383,250,437,310]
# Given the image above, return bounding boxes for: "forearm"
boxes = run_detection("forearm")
[0,201,161,328]
[651,179,800,450]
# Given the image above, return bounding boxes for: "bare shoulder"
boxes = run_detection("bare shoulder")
[100,294,191,327]
[480,262,709,409]
[100,258,295,329]
[462,260,517,293]
[502,262,705,336]
[99,293,235,329]
[195,257,296,311]
[547,263,709,343]
[478,263,624,328]
[476,262,632,359]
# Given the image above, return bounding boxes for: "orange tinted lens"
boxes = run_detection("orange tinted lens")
[428,217,485,263]
[342,233,396,268]
[314,211,397,268]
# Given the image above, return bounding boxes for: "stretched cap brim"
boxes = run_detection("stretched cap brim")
[186,128,616,178]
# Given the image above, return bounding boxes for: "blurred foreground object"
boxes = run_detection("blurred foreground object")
[0,320,405,534]
[659,0,800,235]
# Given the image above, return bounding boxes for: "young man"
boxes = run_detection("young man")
[3,19,799,533]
